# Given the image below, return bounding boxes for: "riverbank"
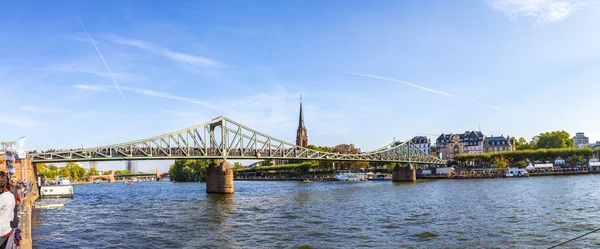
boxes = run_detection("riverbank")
[235,170,600,181]
[20,192,38,249]
[418,170,600,180]
[235,178,336,181]
[528,170,600,177]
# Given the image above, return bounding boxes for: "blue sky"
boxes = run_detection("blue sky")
[2,0,599,172]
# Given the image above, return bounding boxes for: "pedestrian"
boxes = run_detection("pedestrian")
[0,171,15,249]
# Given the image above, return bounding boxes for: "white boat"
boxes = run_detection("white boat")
[335,170,367,181]
[41,178,74,198]
[368,173,391,181]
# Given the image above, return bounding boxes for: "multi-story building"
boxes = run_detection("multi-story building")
[126,160,139,173]
[573,132,589,148]
[89,161,98,170]
[463,131,485,154]
[484,135,514,153]
[411,136,431,154]
[436,131,485,160]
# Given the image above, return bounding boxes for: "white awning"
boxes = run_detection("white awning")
[589,162,600,167]
[534,163,554,168]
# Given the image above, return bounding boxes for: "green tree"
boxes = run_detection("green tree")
[513,160,528,168]
[169,159,213,182]
[59,166,71,178]
[430,146,438,153]
[566,155,586,166]
[491,156,508,168]
[88,167,100,176]
[515,137,535,150]
[331,144,361,170]
[115,170,133,175]
[307,144,331,152]
[44,164,59,179]
[536,131,574,149]
[65,162,86,180]
[36,163,48,175]
[233,162,243,170]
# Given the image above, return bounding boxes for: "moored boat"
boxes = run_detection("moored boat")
[335,170,367,181]
[41,178,74,198]
[368,173,391,181]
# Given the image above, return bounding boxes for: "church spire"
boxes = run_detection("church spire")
[298,95,305,129]
[296,95,308,147]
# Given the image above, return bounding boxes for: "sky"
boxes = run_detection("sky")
[1,0,600,172]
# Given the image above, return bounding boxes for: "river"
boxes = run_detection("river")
[31,175,600,248]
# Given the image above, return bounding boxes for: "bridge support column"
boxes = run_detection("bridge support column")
[206,161,234,194]
[392,163,416,182]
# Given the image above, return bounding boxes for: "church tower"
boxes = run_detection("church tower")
[296,96,308,147]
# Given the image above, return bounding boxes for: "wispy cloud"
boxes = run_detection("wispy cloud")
[105,34,226,69]
[72,84,222,110]
[346,71,455,97]
[53,63,142,81]
[163,110,205,118]
[490,0,587,26]
[19,106,65,114]
[0,115,42,128]
[120,86,223,110]
[74,15,128,104]
[347,71,503,111]
[74,84,109,91]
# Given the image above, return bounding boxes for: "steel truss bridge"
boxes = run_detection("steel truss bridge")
[28,116,446,165]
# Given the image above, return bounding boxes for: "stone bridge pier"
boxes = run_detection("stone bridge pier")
[206,161,234,194]
[392,163,416,182]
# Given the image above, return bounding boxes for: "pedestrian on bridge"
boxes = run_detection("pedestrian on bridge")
[0,171,15,249]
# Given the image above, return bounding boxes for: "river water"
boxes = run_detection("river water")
[31,175,600,248]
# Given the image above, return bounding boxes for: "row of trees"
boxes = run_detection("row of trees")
[168,159,215,182]
[237,162,318,173]
[453,148,593,168]
[513,131,575,150]
[264,143,373,171]
[36,162,99,180]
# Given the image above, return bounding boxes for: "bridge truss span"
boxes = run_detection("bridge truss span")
[28,116,446,165]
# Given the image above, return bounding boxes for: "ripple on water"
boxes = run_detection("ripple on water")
[32,177,600,248]
[414,231,439,240]
[277,214,301,219]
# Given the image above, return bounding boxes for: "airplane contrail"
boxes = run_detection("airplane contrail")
[347,71,503,111]
[469,100,503,111]
[346,71,455,97]
[74,14,128,105]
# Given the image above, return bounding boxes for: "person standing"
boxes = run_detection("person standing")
[0,171,15,249]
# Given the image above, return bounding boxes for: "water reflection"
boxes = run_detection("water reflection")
[206,193,237,215]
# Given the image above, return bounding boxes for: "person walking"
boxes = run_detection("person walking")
[0,171,15,249]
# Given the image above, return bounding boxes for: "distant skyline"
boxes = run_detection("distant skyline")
[2,0,599,172]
